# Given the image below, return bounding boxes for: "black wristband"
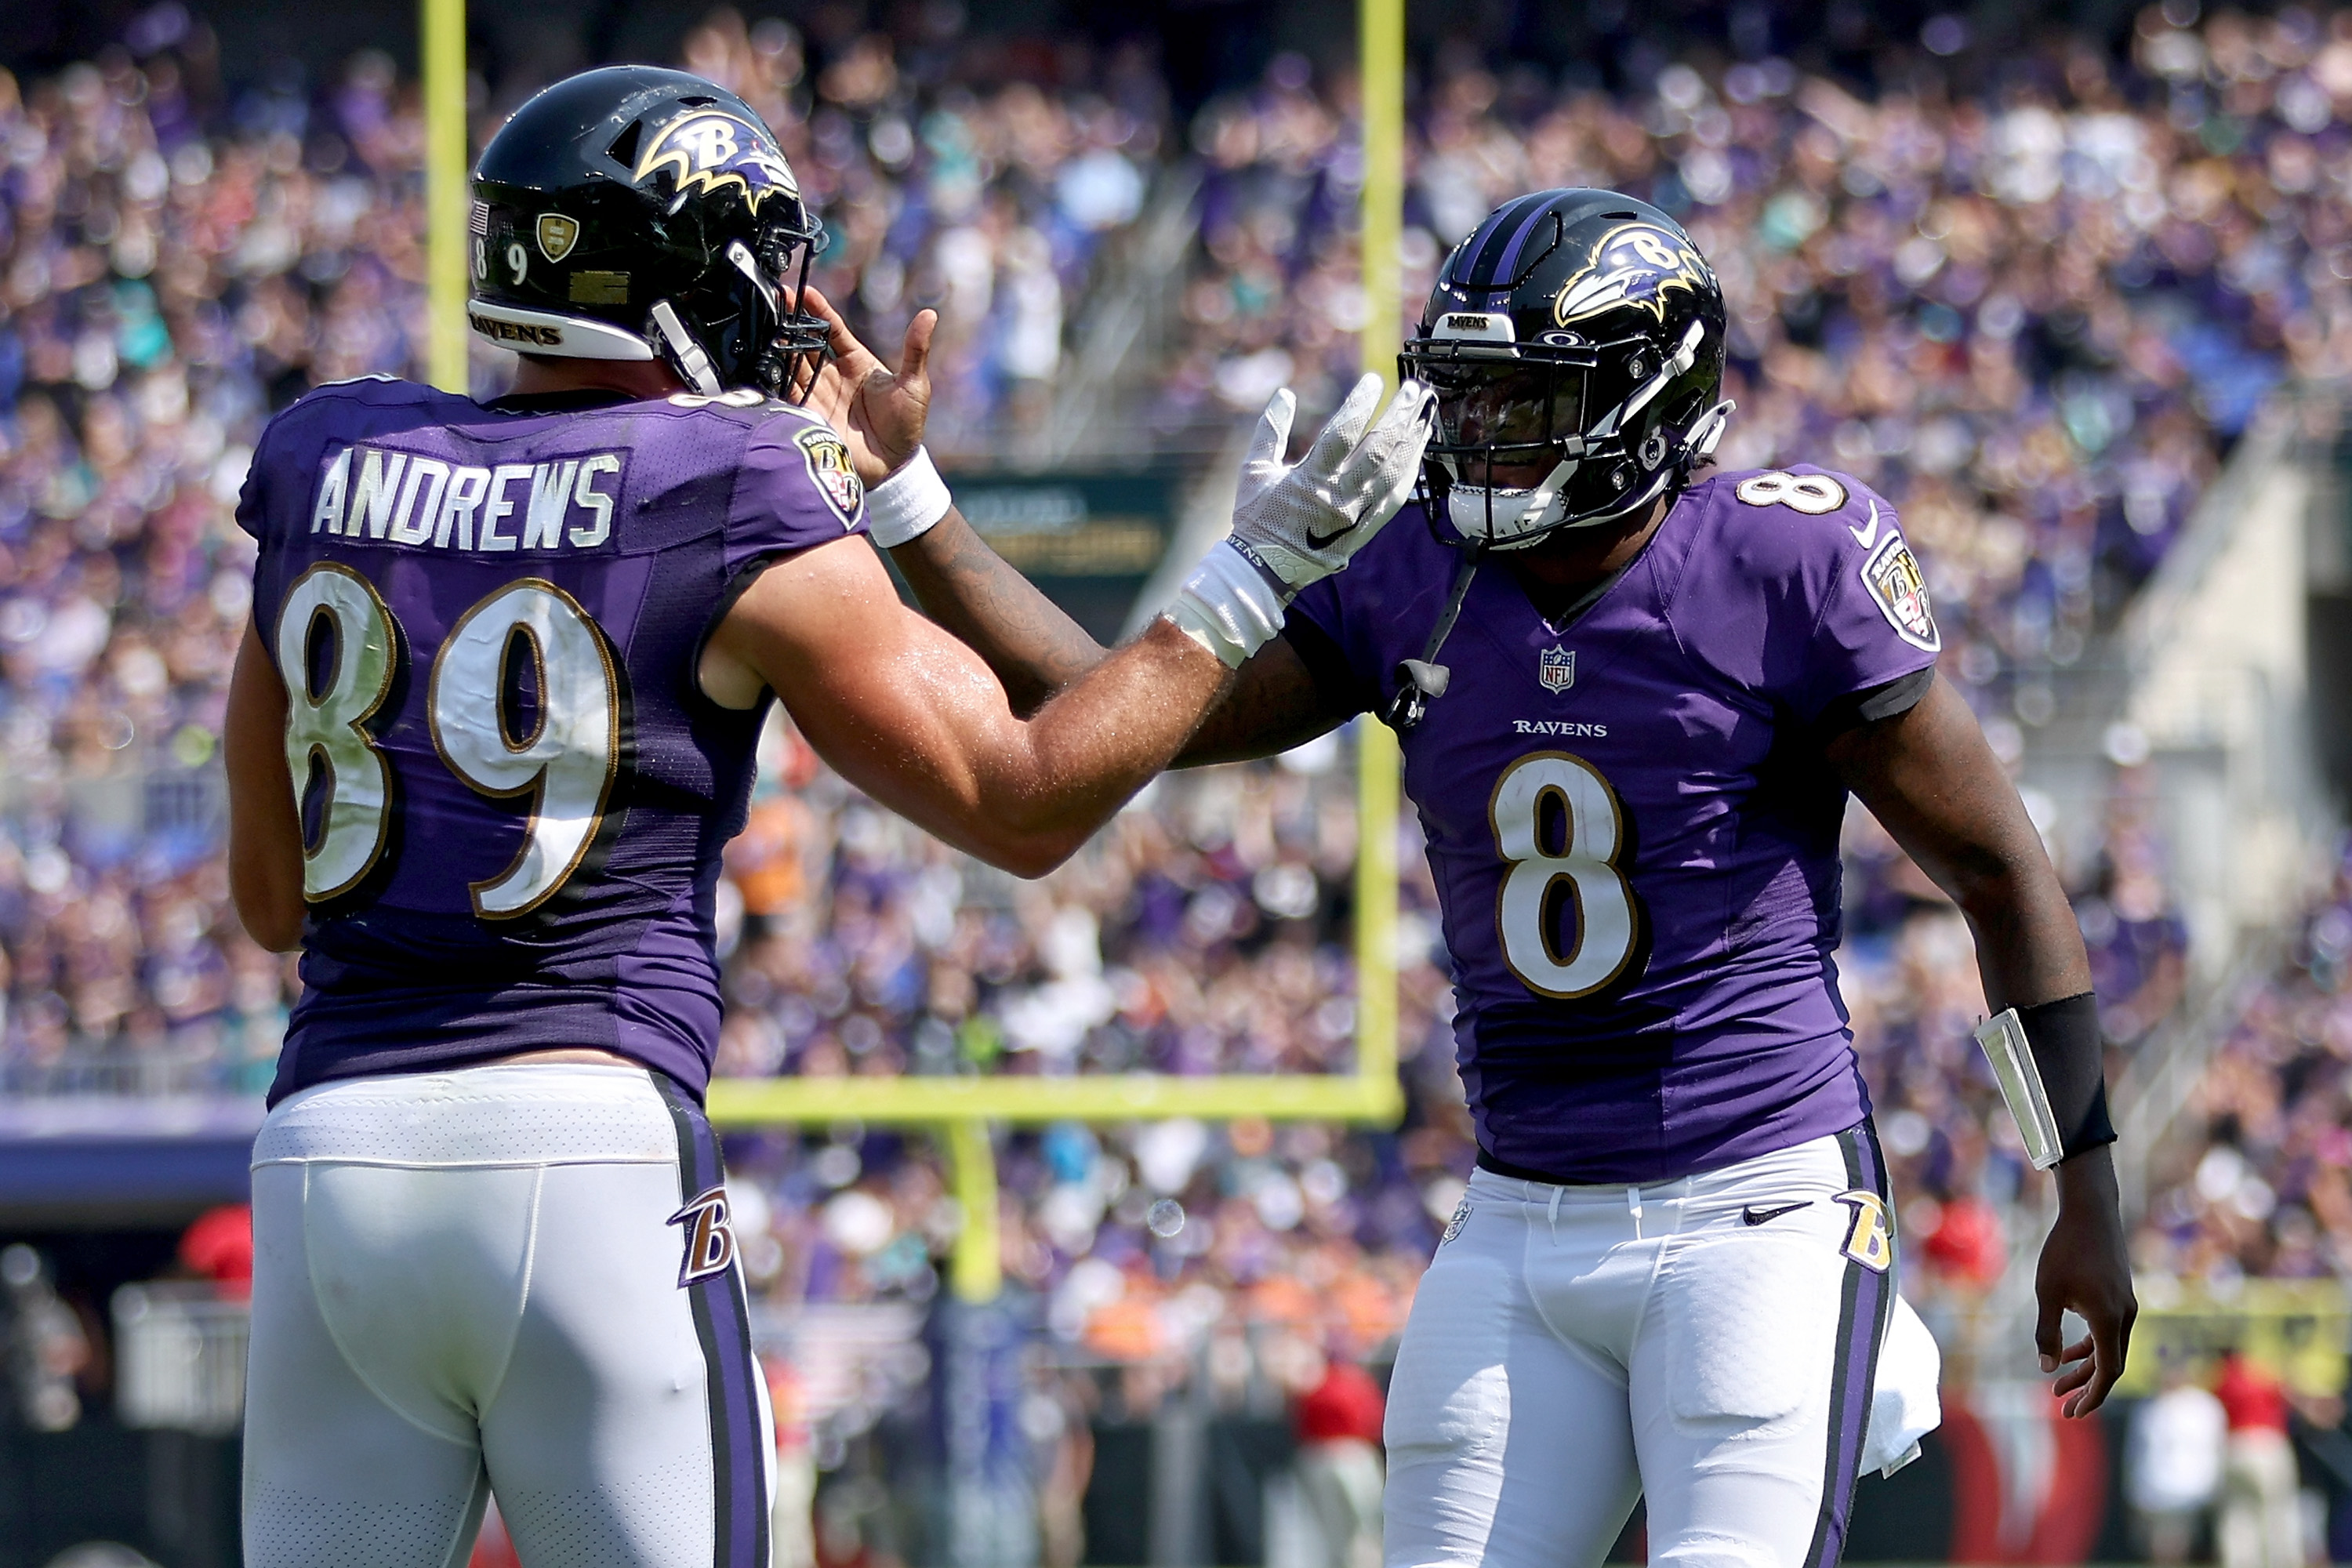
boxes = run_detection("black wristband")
[2016,992,2115,1160]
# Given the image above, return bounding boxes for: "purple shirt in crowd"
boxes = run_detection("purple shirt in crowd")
[1287,466,1941,1183]
[238,377,867,1104]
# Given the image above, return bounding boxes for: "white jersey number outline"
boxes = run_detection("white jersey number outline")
[273,573,622,918]
[1489,751,1642,998]
[278,564,399,902]
[1733,470,1848,514]
[428,581,622,918]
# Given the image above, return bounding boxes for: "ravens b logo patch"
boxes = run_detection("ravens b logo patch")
[1860,535,1940,652]
[667,1185,737,1287]
[1834,1189,1894,1272]
[794,426,864,528]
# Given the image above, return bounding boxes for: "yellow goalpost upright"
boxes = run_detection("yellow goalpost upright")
[419,0,1412,1301]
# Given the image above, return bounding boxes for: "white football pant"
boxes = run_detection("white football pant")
[243,1064,775,1568]
[1385,1125,1938,1568]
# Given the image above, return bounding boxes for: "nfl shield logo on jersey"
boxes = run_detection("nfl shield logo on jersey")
[1538,644,1575,694]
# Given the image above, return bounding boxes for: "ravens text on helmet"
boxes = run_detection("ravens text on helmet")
[631,111,800,212]
[1553,222,1713,327]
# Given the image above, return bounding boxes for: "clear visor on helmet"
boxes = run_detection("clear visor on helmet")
[1421,359,1588,488]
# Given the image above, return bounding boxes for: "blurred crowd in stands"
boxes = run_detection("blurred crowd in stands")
[1179,6,2352,701]
[2138,844,2352,1285]
[21,0,2342,1367]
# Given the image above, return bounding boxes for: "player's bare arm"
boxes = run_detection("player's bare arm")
[793,287,1099,710]
[796,288,1100,710]
[793,286,1362,752]
[877,524,1346,760]
[1828,673,2137,1417]
[224,619,305,953]
[885,505,1109,717]
[704,540,1234,877]
[710,357,1429,873]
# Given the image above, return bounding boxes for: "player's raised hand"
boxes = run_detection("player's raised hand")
[792,285,935,487]
[2034,1146,2138,1417]
[1227,371,1436,592]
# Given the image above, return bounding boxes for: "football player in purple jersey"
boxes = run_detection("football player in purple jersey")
[218,67,1431,1568]
[839,189,2136,1568]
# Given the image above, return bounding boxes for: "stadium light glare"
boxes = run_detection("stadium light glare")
[419,0,1413,1301]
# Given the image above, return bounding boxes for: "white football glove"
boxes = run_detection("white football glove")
[1167,372,1435,666]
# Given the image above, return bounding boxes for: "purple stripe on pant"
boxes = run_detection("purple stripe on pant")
[660,1077,773,1568]
[1806,1123,1895,1568]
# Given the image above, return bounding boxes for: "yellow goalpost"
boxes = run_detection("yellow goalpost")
[419,0,1411,1301]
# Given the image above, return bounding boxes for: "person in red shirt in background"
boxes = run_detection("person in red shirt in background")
[2215,1351,2303,1568]
[1917,1192,2006,1288]
[176,1204,252,1300]
[768,1356,815,1568]
[1293,1346,1385,1568]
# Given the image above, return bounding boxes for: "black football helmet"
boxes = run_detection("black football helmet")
[469,66,829,399]
[1400,189,1733,549]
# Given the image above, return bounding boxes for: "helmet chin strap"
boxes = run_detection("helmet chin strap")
[726,241,781,316]
[1446,452,1579,545]
[647,299,723,396]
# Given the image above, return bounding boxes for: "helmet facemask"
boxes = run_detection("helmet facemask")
[749,216,834,401]
[655,208,832,400]
[1406,316,1726,551]
[1410,328,1597,549]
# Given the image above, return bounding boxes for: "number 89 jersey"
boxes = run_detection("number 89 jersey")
[236,377,868,1105]
[1285,467,1940,1184]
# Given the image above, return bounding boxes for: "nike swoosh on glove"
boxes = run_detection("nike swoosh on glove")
[1227,372,1436,590]
[1164,373,1433,667]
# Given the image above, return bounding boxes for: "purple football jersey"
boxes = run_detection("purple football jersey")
[1288,466,1940,1183]
[237,377,869,1104]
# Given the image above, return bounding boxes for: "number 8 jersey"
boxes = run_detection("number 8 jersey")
[1285,467,1940,1185]
[236,377,868,1105]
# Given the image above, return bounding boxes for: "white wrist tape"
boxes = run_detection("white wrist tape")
[1162,539,1288,668]
[865,447,953,547]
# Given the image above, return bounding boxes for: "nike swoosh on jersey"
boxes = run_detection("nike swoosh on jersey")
[1848,499,1881,550]
[1740,1200,1813,1226]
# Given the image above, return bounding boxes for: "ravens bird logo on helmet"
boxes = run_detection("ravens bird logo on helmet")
[631,111,802,214]
[1553,223,1715,327]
